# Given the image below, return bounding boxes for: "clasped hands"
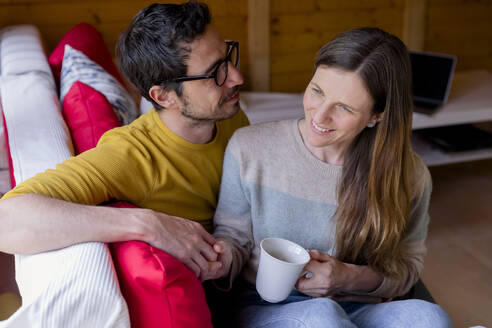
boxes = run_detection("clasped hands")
[147,212,232,282]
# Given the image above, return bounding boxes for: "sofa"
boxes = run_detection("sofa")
[0,24,130,327]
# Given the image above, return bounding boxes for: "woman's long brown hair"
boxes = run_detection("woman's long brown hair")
[315,27,416,278]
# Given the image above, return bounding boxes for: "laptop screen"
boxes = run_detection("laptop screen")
[410,51,456,110]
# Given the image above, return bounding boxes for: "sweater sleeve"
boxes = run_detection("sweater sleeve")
[213,135,254,290]
[365,161,432,299]
[1,127,155,205]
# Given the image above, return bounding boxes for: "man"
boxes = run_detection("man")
[0,1,247,323]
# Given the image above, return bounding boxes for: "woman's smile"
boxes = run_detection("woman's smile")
[311,119,334,135]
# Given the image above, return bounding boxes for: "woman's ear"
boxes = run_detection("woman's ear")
[369,112,384,126]
[149,86,178,110]
[374,112,384,123]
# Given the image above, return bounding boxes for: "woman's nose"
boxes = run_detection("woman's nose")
[312,102,333,123]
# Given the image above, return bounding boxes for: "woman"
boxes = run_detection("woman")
[211,27,452,327]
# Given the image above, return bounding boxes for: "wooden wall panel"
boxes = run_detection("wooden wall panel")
[270,0,405,92]
[403,0,426,50]
[425,0,492,72]
[248,0,269,91]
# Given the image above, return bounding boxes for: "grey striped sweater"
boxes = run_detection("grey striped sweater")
[213,118,431,299]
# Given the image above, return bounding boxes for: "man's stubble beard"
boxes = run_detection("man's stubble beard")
[180,86,240,123]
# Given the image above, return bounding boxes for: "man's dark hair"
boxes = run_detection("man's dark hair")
[116,1,211,110]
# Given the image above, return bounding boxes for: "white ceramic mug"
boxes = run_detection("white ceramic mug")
[256,237,310,303]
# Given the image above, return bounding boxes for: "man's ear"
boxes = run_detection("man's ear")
[149,86,179,110]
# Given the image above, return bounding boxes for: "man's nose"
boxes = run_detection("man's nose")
[224,62,244,87]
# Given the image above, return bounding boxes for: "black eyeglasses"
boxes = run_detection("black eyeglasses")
[165,41,239,87]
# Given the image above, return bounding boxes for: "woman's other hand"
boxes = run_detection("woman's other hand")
[296,249,384,298]
[295,250,349,297]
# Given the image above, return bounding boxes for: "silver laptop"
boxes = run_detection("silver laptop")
[410,50,457,114]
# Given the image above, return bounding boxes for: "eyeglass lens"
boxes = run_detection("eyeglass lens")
[215,44,238,86]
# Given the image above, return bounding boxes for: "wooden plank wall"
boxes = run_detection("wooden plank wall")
[425,0,492,72]
[0,0,491,92]
[270,0,405,92]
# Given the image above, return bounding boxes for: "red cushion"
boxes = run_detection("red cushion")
[62,81,121,154]
[48,23,125,87]
[63,86,212,327]
[109,203,212,328]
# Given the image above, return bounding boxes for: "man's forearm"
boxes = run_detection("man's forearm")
[0,194,148,254]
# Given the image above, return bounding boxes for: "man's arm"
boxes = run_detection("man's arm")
[0,194,219,277]
[0,126,225,277]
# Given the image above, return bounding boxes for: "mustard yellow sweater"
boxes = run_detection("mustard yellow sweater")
[2,109,249,232]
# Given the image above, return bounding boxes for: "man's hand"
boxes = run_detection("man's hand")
[144,211,221,280]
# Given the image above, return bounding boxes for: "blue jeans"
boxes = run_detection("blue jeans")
[233,283,452,328]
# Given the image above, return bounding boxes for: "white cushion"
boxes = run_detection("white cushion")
[0,25,53,84]
[3,243,129,327]
[0,72,130,327]
[0,73,72,183]
[60,45,139,125]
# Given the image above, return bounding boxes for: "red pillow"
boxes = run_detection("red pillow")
[62,83,212,328]
[109,202,212,328]
[48,23,125,87]
[62,81,121,154]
